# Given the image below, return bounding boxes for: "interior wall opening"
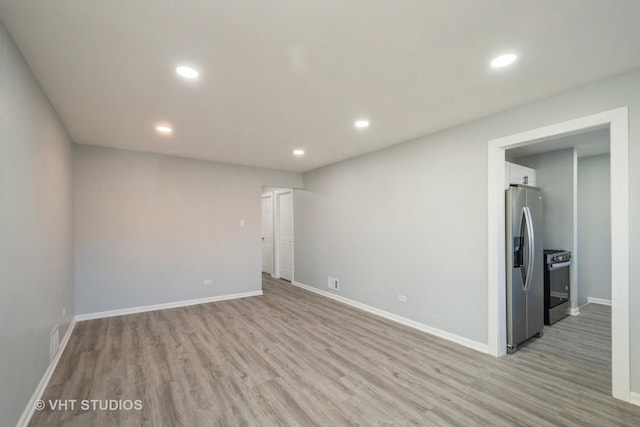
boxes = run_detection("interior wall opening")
[261,186,295,284]
[503,127,611,375]
[487,107,630,402]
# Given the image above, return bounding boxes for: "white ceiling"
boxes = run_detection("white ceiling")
[1,1,639,172]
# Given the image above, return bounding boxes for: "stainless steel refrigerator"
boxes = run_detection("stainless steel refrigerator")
[506,184,544,353]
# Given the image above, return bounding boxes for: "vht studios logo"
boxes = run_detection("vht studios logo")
[35,399,143,411]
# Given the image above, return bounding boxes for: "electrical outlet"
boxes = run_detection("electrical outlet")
[62,307,66,318]
[204,279,213,286]
[239,220,245,227]
[328,276,339,291]
[398,294,407,303]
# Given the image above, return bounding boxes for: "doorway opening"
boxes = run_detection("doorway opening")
[261,186,294,282]
[487,107,630,402]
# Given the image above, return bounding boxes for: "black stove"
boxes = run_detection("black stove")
[543,249,572,324]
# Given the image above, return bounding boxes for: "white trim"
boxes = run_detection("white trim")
[570,149,579,311]
[487,107,630,402]
[292,281,488,354]
[16,319,77,427]
[261,192,275,276]
[75,291,263,321]
[273,189,294,282]
[609,108,630,403]
[629,392,640,407]
[587,297,612,306]
[487,131,507,357]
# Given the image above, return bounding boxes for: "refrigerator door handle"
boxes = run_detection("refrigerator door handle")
[519,208,527,285]
[523,206,535,291]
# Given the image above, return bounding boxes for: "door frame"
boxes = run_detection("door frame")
[487,107,630,401]
[274,188,294,282]
[261,192,274,276]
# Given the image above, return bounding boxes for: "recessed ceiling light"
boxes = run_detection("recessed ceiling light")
[293,149,305,156]
[354,120,370,129]
[491,53,517,68]
[176,66,199,79]
[155,125,173,134]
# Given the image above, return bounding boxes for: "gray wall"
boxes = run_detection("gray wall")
[514,149,575,254]
[577,154,611,305]
[75,145,302,314]
[296,69,640,392]
[0,23,75,426]
[296,139,487,342]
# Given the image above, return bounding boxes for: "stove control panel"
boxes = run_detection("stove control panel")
[544,250,572,264]
[549,253,571,263]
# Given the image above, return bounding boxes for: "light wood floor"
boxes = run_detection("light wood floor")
[31,276,640,426]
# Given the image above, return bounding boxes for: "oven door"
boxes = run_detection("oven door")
[547,261,570,308]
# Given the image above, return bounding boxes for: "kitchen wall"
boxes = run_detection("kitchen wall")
[0,23,75,426]
[577,154,611,305]
[514,149,575,254]
[74,145,302,314]
[514,149,577,310]
[296,69,640,392]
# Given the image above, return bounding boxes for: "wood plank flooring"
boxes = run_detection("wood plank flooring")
[30,276,640,426]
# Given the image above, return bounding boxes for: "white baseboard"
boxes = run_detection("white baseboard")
[16,318,77,427]
[75,290,263,321]
[587,297,612,306]
[630,391,640,407]
[292,281,488,354]
[569,307,580,316]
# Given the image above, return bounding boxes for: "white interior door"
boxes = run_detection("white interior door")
[261,193,273,275]
[276,190,293,281]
